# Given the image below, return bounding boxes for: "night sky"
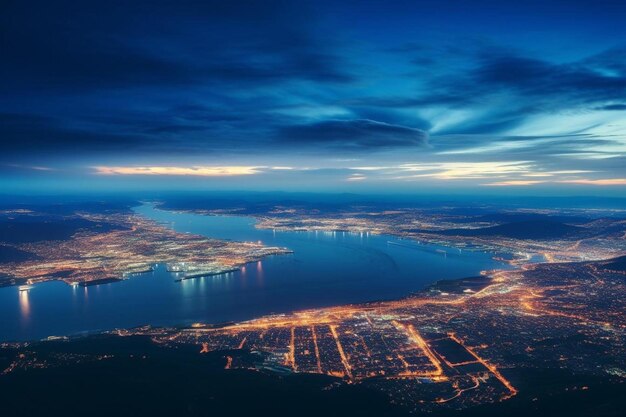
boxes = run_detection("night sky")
[2,0,626,194]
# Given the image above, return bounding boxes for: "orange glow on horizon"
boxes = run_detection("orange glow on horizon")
[559,178,626,185]
[93,165,262,176]
[484,180,545,186]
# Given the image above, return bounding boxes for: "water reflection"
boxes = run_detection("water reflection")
[180,277,192,298]
[240,265,247,289]
[19,290,30,321]
[256,261,264,286]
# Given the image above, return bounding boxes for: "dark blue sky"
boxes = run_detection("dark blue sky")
[2,0,626,194]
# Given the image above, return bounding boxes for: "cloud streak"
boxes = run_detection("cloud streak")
[276,119,428,150]
[95,166,262,176]
[559,178,626,186]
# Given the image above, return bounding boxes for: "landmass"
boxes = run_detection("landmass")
[0,198,624,416]
[0,203,291,287]
[1,249,624,415]
[157,197,626,265]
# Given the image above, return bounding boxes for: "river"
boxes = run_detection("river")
[0,204,506,341]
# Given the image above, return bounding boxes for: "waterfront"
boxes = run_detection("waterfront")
[0,204,505,341]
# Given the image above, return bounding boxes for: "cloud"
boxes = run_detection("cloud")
[436,47,626,109]
[0,113,146,159]
[583,46,626,76]
[595,104,626,111]
[392,161,534,180]
[346,173,367,181]
[0,164,56,174]
[276,119,428,150]
[472,53,626,105]
[0,1,351,94]
[94,166,262,176]
[559,178,626,186]
[486,178,626,187]
[379,45,626,138]
[485,180,545,186]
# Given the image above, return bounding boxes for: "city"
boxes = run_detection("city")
[0,208,290,287]
[1,200,624,415]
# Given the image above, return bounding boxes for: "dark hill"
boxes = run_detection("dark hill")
[0,335,405,417]
[600,255,626,272]
[0,217,126,244]
[441,220,582,240]
[470,213,589,224]
[0,245,37,263]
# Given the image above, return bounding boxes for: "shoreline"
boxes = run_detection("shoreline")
[1,204,521,342]
[1,270,499,343]
[148,202,528,267]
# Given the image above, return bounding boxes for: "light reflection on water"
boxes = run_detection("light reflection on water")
[257,261,264,286]
[19,290,30,322]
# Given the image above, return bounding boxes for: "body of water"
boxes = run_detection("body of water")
[0,204,506,341]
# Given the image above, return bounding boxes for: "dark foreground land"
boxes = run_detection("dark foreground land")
[0,335,403,417]
[1,333,624,417]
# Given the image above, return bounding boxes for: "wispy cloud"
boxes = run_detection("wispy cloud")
[391,161,534,180]
[4,164,55,172]
[485,180,545,186]
[346,173,367,181]
[94,166,262,176]
[276,119,428,150]
[559,178,626,186]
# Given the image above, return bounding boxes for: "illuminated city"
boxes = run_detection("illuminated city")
[0,209,290,287]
